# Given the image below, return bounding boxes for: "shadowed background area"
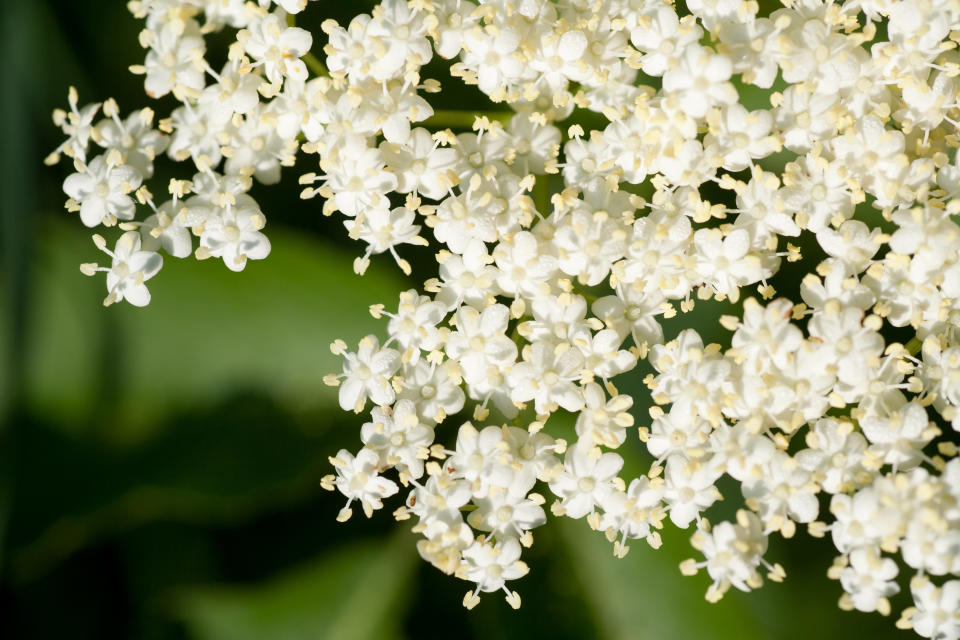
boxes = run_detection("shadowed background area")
[0,1,908,638]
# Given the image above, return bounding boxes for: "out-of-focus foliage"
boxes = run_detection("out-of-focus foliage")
[172,531,418,640]
[23,221,407,440]
[0,1,904,639]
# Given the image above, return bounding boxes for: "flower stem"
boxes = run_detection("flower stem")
[906,336,922,355]
[534,176,550,216]
[303,52,328,77]
[424,109,513,130]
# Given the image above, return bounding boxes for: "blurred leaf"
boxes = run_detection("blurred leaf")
[8,397,338,580]
[558,505,904,640]
[23,219,408,441]
[172,530,417,640]
[558,518,770,640]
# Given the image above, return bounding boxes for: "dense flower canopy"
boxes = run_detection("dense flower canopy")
[50,0,960,636]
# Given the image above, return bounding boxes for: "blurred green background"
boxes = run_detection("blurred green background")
[0,1,908,638]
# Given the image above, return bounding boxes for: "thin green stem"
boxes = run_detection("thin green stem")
[423,109,513,130]
[533,175,550,216]
[574,288,598,305]
[906,336,922,356]
[303,52,328,77]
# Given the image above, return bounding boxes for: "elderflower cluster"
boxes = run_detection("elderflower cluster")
[50,0,960,635]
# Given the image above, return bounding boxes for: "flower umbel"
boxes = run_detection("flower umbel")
[52,0,960,633]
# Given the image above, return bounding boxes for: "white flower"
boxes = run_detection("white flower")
[405,473,472,538]
[430,191,499,253]
[397,359,465,423]
[345,205,424,275]
[444,422,515,497]
[579,329,637,381]
[742,450,820,536]
[808,303,884,403]
[504,116,560,175]
[63,155,142,227]
[662,44,737,119]
[829,482,905,555]
[445,304,517,388]
[732,168,799,246]
[528,29,589,92]
[906,577,960,640]
[688,510,771,601]
[650,329,734,425]
[93,106,169,178]
[467,490,546,540]
[838,547,900,614]
[333,335,401,412]
[519,294,593,345]
[321,137,398,217]
[459,538,528,609]
[549,443,623,519]
[381,128,457,200]
[730,298,803,374]
[329,447,399,520]
[366,0,432,79]
[799,261,876,312]
[199,203,271,272]
[433,241,499,310]
[599,476,666,549]
[140,198,193,258]
[509,340,586,414]
[575,383,634,449]
[817,220,883,274]
[647,403,712,463]
[51,87,100,162]
[795,418,869,495]
[272,0,309,14]
[493,231,555,300]
[693,227,762,302]
[630,7,701,77]
[384,289,447,359]
[705,105,778,172]
[360,400,434,480]
[239,12,313,85]
[592,285,665,348]
[553,209,628,286]
[662,455,722,528]
[142,20,206,99]
[224,105,296,184]
[860,399,935,470]
[462,27,526,96]
[167,101,230,167]
[83,231,163,307]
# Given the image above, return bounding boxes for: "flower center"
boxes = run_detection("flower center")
[223,224,241,242]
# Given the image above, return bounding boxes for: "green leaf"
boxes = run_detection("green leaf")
[557,509,902,640]
[557,518,771,640]
[171,530,418,640]
[22,219,408,441]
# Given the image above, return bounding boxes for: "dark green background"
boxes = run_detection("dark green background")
[0,1,907,638]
